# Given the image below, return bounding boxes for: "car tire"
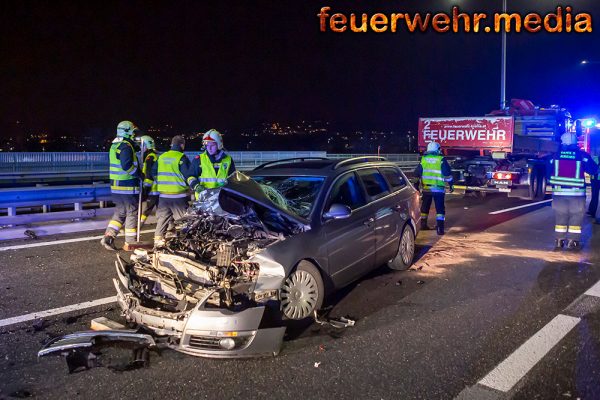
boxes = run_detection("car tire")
[388,224,415,271]
[281,261,324,320]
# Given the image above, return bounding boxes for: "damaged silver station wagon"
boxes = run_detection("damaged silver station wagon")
[104,157,419,358]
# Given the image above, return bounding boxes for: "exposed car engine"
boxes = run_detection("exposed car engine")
[120,187,302,315]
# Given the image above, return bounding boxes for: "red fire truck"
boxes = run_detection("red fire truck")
[417,99,573,200]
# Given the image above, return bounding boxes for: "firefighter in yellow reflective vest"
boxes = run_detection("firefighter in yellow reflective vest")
[548,133,597,250]
[151,135,199,245]
[414,142,454,235]
[101,120,141,251]
[191,129,236,199]
[139,135,159,228]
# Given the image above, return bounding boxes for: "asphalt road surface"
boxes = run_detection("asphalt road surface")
[1,193,599,400]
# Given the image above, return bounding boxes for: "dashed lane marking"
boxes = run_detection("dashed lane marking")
[0,229,155,252]
[488,199,552,215]
[477,314,580,392]
[456,278,600,399]
[585,280,600,297]
[0,296,116,328]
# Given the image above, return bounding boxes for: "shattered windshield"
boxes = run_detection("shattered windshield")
[251,176,325,219]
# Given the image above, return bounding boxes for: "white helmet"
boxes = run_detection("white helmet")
[202,129,223,150]
[117,120,138,138]
[426,142,441,153]
[139,135,155,150]
[560,132,577,146]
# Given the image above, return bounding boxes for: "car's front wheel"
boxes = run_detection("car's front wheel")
[281,261,324,320]
[388,224,415,270]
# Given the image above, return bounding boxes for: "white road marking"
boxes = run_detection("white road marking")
[0,296,117,328]
[585,280,600,298]
[488,199,552,215]
[478,314,580,392]
[0,229,155,252]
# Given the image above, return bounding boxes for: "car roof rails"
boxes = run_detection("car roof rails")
[254,157,331,170]
[333,156,388,170]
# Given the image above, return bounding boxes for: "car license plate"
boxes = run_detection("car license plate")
[492,180,511,186]
[498,188,511,193]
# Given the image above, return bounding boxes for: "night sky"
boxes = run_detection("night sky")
[2,0,600,137]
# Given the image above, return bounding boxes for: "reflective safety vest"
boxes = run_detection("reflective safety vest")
[142,151,159,196]
[198,152,232,189]
[109,140,139,194]
[157,150,188,198]
[420,155,447,193]
[549,151,586,196]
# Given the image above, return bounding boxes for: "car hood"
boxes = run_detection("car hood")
[218,171,310,230]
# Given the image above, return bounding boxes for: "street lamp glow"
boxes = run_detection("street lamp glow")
[581,60,589,64]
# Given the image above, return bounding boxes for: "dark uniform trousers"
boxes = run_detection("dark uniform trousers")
[552,196,585,241]
[155,197,189,239]
[106,194,139,243]
[421,191,446,221]
[588,178,600,219]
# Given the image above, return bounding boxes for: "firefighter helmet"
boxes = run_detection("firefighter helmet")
[426,142,441,154]
[139,135,155,150]
[117,120,138,138]
[560,132,577,146]
[203,129,223,150]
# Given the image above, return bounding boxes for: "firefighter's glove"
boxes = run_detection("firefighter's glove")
[193,185,203,201]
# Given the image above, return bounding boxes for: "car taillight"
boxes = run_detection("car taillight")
[493,172,513,180]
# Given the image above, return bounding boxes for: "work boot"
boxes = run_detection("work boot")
[420,220,429,231]
[436,221,445,236]
[566,240,582,251]
[553,239,565,250]
[100,235,118,251]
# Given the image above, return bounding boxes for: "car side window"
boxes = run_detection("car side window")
[326,173,367,210]
[380,167,407,192]
[356,168,390,201]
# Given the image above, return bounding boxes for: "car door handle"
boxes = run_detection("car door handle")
[364,217,375,226]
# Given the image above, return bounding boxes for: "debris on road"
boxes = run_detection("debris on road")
[32,319,48,332]
[417,280,425,285]
[313,311,355,329]
[38,330,156,374]
[314,362,321,368]
[395,280,402,286]
[24,230,38,239]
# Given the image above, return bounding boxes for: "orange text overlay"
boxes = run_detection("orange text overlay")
[317,6,592,33]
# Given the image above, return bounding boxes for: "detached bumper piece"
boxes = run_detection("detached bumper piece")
[38,331,156,373]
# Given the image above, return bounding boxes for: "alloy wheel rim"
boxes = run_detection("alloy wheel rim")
[401,228,414,265]
[281,270,319,319]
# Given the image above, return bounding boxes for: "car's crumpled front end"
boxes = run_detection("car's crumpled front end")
[114,179,309,357]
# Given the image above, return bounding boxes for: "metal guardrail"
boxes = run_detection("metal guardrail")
[0,151,418,170]
[0,152,420,227]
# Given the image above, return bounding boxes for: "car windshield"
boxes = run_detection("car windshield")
[251,176,325,219]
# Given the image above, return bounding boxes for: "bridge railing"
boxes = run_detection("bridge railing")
[0,152,420,227]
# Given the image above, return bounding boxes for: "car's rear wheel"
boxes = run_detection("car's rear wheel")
[388,224,415,271]
[281,261,324,320]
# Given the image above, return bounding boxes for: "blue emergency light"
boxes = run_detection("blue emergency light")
[582,118,596,128]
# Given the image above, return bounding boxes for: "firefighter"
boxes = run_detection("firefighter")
[549,132,598,250]
[191,129,236,199]
[414,142,454,235]
[152,135,199,245]
[587,156,600,222]
[100,120,141,251]
[139,135,159,228]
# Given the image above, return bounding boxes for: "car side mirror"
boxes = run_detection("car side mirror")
[323,203,352,220]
